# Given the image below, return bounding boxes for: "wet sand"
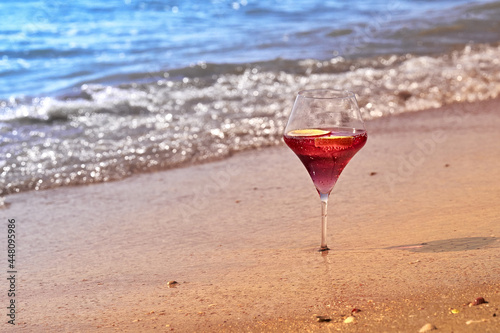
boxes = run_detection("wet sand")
[5,98,500,332]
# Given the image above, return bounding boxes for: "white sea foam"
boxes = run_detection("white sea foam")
[1,43,500,195]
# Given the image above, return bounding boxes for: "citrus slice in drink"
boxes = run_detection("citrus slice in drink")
[314,135,354,147]
[287,129,330,137]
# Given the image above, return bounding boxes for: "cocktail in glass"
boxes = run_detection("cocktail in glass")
[283,89,367,251]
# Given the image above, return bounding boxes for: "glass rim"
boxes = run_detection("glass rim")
[297,89,355,100]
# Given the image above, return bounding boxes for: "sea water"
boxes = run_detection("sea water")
[2,0,500,195]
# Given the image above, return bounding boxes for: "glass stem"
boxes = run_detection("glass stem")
[319,193,330,251]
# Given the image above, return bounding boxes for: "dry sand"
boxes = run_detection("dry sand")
[3,98,500,332]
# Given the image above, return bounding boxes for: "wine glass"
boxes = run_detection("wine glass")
[283,89,367,251]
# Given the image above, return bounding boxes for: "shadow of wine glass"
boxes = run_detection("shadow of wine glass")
[385,237,498,253]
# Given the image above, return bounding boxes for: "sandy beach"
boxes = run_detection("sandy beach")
[4,98,500,332]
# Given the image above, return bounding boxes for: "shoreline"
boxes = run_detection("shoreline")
[5,98,500,332]
[4,42,500,198]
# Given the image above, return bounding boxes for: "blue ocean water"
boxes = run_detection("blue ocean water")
[2,0,499,99]
[2,0,500,196]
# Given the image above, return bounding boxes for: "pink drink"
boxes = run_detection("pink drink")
[283,128,367,194]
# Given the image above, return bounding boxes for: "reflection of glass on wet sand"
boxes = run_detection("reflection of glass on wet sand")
[6,97,500,331]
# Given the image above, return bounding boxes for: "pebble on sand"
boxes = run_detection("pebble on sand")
[419,323,437,332]
[469,297,487,306]
[343,316,356,324]
[314,315,331,322]
[167,280,179,288]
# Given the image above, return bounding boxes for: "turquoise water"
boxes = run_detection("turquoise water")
[2,0,500,195]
